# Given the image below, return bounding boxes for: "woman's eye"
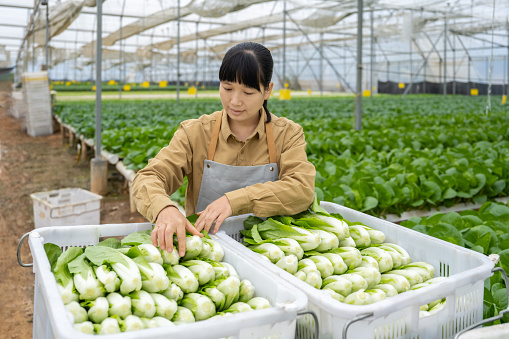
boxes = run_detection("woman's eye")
[245,92,254,95]
[223,87,232,91]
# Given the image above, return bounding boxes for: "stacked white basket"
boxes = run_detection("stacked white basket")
[11,90,27,119]
[22,71,53,137]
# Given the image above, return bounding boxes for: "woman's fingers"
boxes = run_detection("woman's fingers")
[164,226,175,254]
[213,213,228,233]
[176,224,187,257]
[151,226,159,247]
[186,220,204,237]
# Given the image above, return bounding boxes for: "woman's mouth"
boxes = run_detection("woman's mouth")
[230,108,243,114]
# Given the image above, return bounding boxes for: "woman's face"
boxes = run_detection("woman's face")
[219,80,273,125]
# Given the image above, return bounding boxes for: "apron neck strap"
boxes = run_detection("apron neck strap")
[265,119,277,164]
[207,110,277,164]
[207,110,224,160]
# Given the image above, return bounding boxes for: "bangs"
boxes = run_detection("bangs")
[219,51,263,92]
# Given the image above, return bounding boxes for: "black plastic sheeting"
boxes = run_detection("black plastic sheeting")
[378,81,508,95]
[0,67,14,78]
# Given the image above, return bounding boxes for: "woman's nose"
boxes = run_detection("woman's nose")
[231,91,242,105]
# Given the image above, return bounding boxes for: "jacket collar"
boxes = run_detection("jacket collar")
[221,108,266,142]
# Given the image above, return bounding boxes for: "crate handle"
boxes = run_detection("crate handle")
[17,232,33,267]
[297,310,319,339]
[342,312,373,339]
[454,267,509,339]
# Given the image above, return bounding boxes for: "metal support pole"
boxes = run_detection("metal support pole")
[443,18,447,96]
[283,0,287,86]
[296,46,300,81]
[370,8,374,97]
[320,32,323,95]
[90,0,107,195]
[166,27,170,82]
[409,39,413,91]
[119,3,124,99]
[355,0,363,131]
[91,0,107,196]
[452,33,456,95]
[150,30,154,93]
[195,21,199,97]
[32,14,36,71]
[507,23,509,98]
[95,0,102,159]
[177,0,180,103]
[44,1,49,69]
[74,29,78,81]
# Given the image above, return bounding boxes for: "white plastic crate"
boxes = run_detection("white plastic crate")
[215,201,495,339]
[12,91,26,119]
[27,223,308,339]
[27,123,53,137]
[30,188,102,228]
[460,323,509,339]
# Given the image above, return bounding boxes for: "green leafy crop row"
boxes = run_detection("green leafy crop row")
[54,95,509,214]
[400,201,509,324]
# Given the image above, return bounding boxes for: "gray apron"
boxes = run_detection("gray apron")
[196,109,279,213]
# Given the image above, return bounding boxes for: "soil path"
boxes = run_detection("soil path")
[0,84,147,338]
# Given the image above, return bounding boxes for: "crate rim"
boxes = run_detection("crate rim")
[30,187,103,209]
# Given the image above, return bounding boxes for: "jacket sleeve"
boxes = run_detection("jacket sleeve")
[131,124,192,223]
[225,123,316,217]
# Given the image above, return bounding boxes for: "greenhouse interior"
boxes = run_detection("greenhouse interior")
[1,0,509,338]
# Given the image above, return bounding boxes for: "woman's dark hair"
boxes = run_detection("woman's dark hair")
[219,42,273,122]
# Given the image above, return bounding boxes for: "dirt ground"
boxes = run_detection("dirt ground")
[0,83,147,338]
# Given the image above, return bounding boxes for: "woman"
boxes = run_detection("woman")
[131,42,316,256]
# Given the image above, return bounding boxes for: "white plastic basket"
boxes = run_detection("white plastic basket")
[214,201,495,339]
[30,188,102,228]
[26,222,308,339]
[460,323,509,339]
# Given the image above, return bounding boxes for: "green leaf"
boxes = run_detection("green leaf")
[44,243,62,272]
[257,218,304,239]
[84,245,131,268]
[427,223,465,246]
[310,192,330,214]
[470,173,486,195]
[493,288,509,323]
[492,283,506,294]
[97,238,122,248]
[187,214,199,225]
[412,224,429,234]
[361,197,378,212]
[461,215,484,228]
[121,231,152,246]
[423,181,442,202]
[251,224,264,243]
[442,187,457,200]
[464,226,498,254]
[440,212,463,230]
[498,250,509,275]
[54,247,83,286]
[243,215,264,230]
[68,253,93,278]
[498,234,509,251]
[480,203,509,217]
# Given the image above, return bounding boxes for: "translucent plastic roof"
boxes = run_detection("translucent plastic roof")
[1,0,507,87]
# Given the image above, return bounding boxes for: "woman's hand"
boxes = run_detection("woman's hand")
[152,205,203,256]
[195,195,232,233]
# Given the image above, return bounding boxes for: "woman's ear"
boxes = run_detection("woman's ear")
[264,82,274,100]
